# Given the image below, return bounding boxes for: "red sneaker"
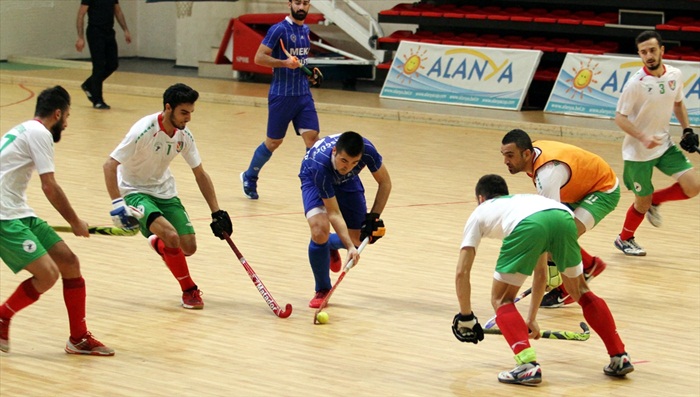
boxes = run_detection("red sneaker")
[65,332,115,356]
[308,289,330,308]
[584,256,607,281]
[330,249,342,273]
[182,289,204,310]
[0,318,10,353]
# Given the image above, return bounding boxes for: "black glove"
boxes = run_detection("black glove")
[680,128,699,153]
[360,212,385,244]
[309,67,323,88]
[452,312,484,344]
[210,210,232,240]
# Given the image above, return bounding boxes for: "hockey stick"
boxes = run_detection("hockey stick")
[52,225,138,236]
[313,237,370,324]
[279,38,313,76]
[222,233,292,319]
[484,321,591,341]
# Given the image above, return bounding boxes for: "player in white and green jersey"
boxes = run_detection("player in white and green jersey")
[0,86,113,356]
[103,83,232,310]
[451,174,633,385]
[614,30,699,256]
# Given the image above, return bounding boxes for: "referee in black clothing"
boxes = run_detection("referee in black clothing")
[76,0,131,110]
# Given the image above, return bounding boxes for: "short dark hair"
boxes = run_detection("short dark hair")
[475,174,509,200]
[502,129,533,151]
[636,30,663,48]
[163,83,199,110]
[335,131,365,157]
[34,86,70,118]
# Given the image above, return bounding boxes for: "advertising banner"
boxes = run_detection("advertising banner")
[545,53,700,125]
[380,41,542,111]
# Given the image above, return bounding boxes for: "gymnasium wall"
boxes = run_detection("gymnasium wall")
[0,0,408,67]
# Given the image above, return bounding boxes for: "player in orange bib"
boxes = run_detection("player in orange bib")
[500,129,619,308]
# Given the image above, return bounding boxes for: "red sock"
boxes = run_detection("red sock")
[652,183,689,205]
[63,277,88,340]
[0,279,41,320]
[619,205,645,241]
[153,236,165,257]
[580,247,594,269]
[579,291,625,356]
[162,246,196,291]
[494,303,531,355]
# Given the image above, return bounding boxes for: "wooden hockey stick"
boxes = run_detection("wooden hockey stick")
[52,225,138,236]
[313,237,370,324]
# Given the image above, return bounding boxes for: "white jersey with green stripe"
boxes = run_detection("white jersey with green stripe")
[461,194,573,249]
[0,120,54,220]
[110,112,201,199]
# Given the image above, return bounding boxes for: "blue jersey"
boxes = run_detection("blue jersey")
[262,16,312,97]
[299,134,383,199]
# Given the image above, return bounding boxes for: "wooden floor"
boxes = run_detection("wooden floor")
[0,66,699,397]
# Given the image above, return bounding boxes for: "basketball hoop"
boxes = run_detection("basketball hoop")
[176,1,193,18]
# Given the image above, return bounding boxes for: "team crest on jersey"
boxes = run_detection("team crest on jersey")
[669,80,676,90]
[290,34,297,44]
[154,142,163,152]
[176,141,183,152]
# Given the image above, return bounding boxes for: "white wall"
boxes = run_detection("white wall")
[0,0,408,67]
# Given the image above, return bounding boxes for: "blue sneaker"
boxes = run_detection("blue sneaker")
[240,172,259,200]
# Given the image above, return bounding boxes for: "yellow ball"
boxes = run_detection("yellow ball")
[316,311,329,324]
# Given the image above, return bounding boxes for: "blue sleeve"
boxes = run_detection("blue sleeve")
[261,23,284,56]
[361,139,383,173]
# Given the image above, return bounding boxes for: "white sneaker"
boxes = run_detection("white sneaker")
[646,205,662,227]
[614,235,646,256]
[497,362,542,385]
[604,353,634,377]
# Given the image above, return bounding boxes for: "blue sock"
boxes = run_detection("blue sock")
[328,233,344,250]
[245,143,273,178]
[309,240,331,291]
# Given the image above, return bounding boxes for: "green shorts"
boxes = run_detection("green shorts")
[623,145,693,197]
[496,209,582,275]
[567,185,620,226]
[124,193,195,237]
[0,217,61,273]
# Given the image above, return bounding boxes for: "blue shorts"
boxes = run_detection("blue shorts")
[267,94,319,139]
[301,178,367,229]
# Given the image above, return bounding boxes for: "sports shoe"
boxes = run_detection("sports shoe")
[330,249,342,273]
[240,172,259,200]
[308,289,330,308]
[540,287,567,308]
[93,102,111,110]
[80,83,94,104]
[646,205,662,227]
[65,332,115,356]
[182,288,204,310]
[0,318,10,353]
[614,235,646,256]
[604,353,634,377]
[497,362,542,385]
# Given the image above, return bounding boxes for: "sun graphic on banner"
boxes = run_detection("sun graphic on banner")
[396,46,428,84]
[565,58,601,99]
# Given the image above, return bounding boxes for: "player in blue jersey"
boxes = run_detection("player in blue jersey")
[240,0,323,200]
[299,131,391,308]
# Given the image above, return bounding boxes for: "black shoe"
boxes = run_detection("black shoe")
[93,102,111,110]
[540,287,567,308]
[80,83,94,104]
